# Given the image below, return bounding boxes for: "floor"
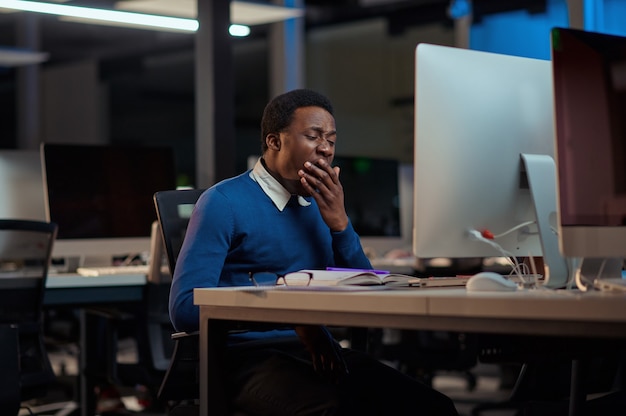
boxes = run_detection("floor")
[21,335,522,416]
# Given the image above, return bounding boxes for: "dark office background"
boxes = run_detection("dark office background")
[1,0,626,185]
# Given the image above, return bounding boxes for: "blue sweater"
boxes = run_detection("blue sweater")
[169,170,372,332]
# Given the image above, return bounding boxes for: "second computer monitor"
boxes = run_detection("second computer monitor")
[41,143,177,261]
[333,156,413,257]
[552,27,626,259]
[413,44,556,261]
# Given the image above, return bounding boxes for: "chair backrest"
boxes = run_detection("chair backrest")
[0,219,57,325]
[0,219,58,404]
[153,189,205,276]
[152,189,204,403]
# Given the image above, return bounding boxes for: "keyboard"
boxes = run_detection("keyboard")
[76,265,150,277]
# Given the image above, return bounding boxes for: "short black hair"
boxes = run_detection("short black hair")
[260,89,334,153]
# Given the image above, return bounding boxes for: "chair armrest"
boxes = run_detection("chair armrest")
[171,331,197,340]
[157,331,200,402]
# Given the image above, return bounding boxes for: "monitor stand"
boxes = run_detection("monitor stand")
[576,257,623,288]
[520,154,569,288]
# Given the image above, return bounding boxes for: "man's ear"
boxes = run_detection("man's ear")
[266,133,281,151]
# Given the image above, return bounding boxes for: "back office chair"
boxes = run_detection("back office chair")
[0,219,58,415]
[153,188,205,412]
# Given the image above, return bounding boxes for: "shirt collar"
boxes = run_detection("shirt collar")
[249,157,311,211]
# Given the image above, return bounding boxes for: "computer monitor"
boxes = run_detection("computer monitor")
[552,27,626,282]
[0,150,47,221]
[332,156,412,257]
[412,43,568,287]
[41,143,176,265]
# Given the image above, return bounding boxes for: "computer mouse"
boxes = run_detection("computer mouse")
[466,272,518,292]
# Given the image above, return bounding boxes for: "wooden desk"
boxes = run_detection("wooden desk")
[195,286,626,415]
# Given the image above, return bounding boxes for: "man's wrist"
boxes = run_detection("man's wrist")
[330,219,348,233]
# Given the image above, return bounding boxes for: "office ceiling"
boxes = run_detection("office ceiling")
[0,1,547,67]
[0,1,447,65]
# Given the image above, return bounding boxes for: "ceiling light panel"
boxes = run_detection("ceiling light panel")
[115,0,305,25]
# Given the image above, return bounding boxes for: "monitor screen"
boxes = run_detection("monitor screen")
[552,27,626,259]
[413,44,558,265]
[332,156,412,257]
[0,150,47,221]
[41,143,176,261]
[333,156,400,237]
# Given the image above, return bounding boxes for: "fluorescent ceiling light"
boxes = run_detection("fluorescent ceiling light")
[0,48,48,66]
[229,24,251,37]
[115,0,305,25]
[0,0,199,32]
[56,15,195,33]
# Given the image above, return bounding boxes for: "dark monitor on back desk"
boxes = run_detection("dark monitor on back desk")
[41,143,176,267]
[333,156,400,237]
[333,156,413,259]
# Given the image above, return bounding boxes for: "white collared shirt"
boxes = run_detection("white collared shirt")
[249,158,311,211]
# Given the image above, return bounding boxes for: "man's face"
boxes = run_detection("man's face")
[270,106,337,193]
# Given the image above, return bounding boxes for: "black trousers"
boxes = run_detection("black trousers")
[225,339,459,416]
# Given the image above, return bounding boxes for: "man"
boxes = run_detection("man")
[170,89,458,415]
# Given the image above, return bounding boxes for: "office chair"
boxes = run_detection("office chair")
[153,189,205,280]
[0,219,58,415]
[153,188,205,414]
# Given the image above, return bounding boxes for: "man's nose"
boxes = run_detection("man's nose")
[317,140,333,154]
